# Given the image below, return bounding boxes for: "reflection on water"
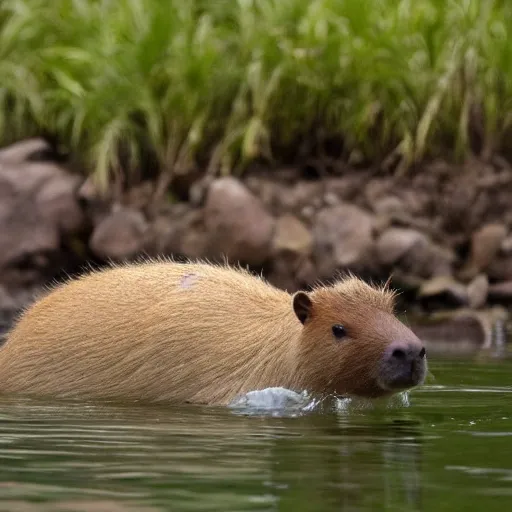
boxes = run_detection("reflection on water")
[0,358,512,511]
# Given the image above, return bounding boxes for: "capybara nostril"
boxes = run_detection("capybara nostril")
[391,348,407,360]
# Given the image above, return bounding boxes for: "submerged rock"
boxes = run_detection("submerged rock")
[409,307,509,354]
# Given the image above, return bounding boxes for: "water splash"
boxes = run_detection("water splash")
[228,387,411,417]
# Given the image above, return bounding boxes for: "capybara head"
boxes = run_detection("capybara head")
[292,276,427,398]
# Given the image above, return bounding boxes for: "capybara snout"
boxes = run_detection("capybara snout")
[378,339,427,391]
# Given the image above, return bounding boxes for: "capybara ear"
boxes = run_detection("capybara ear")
[293,291,313,324]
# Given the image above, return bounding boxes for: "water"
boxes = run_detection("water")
[1,357,512,511]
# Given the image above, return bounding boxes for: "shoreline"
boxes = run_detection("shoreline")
[0,138,511,350]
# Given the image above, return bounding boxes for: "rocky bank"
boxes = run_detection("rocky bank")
[0,138,510,350]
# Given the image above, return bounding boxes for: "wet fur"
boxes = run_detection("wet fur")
[0,258,419,405]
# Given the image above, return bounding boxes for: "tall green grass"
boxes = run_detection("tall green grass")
[1,0,511,189]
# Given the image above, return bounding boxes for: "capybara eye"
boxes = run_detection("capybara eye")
[332,324,346,339]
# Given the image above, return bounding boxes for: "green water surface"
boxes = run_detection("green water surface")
[0,357,511,511]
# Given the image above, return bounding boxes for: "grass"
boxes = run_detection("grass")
[1,0,512,190]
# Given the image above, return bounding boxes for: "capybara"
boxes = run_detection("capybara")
[0,260,427,405]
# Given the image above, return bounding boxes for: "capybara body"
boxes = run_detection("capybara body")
[0,260,427,405]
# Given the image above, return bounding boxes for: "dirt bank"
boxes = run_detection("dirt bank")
[0,138,510,349]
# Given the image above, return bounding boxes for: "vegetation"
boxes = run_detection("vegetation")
[1,0,511,188]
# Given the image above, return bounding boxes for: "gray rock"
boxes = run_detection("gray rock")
[487,256,512,282]
[281,181,322,212]
[376,228,428,266]
[178,211,210,259]
[500,235,512,255]
[372,196,405,216]
[313,203,374,276]
[463,223,508,278]
[0,138,53,166]
[203,177,275,266]
[272,214,313,257]
[90,207,149,260]
[266,253,317,293]
[400,237,455,279]
[0,159,84,271]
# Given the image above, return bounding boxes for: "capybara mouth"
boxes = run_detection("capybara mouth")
[384,364,426,390]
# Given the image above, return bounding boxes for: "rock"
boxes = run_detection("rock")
[488,281,512,302]
[0,285,18,312]
[266,252,318,293]
[78,175,104,203]
[487,256,512,282]
[203,177,275,266]
[372,196,405,216]
[313,203,374,277]
[401,238,455,279]
[411,306,509,354]
[463,223,508,277]
[123,181,155,211]
[501,235,512,255]
[272,214,312,257]
[295,257,318,285]
[189,176,214,207]
[36,170,85,235]
[323,193,339,207]
[178,211,210,259]
[0,284,39,321]
[321,176,368,202]
[409,312,491,354]
[280,181,322,213]
[0,138,54,166]
[471,223,508,262]
[439,170,479,232]
[244,176,290,214]
[300,205,316,220]
[0,214,59,271]
[364,178,394,207]
[90,207,149,260]
[0,160,84,272]
[467,274,489,309]
[372,214,392,236]
[418,276,469,310]
[144,214,179,256]
[375,228,428,266]
[388,270,425,292]
[400,189,433,217]
[145,207,209,260]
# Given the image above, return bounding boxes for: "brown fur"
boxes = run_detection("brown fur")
[0,259,423,406]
